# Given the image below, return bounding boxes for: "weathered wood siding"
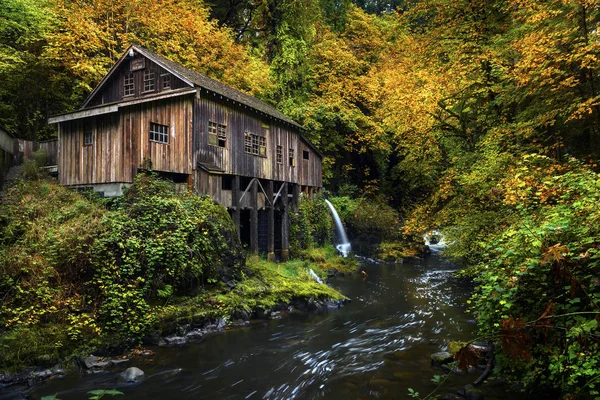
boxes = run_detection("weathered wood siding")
[86,57,190,108]
[193,90,322,188]
[38,139,58,165]
[59,95,193,186]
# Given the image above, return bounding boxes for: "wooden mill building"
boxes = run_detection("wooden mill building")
[48,45,323,260]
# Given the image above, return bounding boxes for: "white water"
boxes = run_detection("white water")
[424,230,446,254]
[309,268,324,284]
[324,199,352,257]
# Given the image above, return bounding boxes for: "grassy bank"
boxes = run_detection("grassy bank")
[0,170,350,374]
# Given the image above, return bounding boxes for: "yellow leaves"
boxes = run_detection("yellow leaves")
[541,243,569,264]
[45,0,271,97]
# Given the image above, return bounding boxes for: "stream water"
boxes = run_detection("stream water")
[24,255,522,400]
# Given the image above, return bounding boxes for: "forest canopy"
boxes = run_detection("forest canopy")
[2,0,600,397]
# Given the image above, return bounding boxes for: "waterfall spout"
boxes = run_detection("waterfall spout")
[324,199,352,257]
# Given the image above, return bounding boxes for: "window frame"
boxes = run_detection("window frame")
[303,150,309,160]
[143,68,155,92]
[161,73,171,90]
[208,121,227,148]
[276,145,283,164]
[124,72,135,97]
[150,122,169,144]
[289,148,295,167]
[83,129,93,146]
[244,131,267,157]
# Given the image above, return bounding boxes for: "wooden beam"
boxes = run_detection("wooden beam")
[239,177,256,204]
[250,178,258,255]
[255,179,272,206]
[281,182,289,261]
[48,105,119,124]
[267,180,275,261]
[232,175,240,239]
[273,182,285,206]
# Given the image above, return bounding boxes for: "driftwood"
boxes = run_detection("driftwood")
[473,344,495,386]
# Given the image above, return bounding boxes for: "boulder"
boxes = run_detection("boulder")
[118,367,145,383]
[185,329,204,343]
[160,336,187,346]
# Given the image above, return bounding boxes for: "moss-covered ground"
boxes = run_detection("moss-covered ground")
[155,255,349,333]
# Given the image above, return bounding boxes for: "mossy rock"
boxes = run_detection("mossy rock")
[448,341,468,354]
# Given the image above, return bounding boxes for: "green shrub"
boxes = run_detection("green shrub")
[0,173,244,369]
[465,155,600,398]
[289,193,333,256]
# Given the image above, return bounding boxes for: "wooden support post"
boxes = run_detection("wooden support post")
[292,183,299,212]
[281,182,289,261]
[309,187,314,199]
[267,180,275,261]
[232,175,240,239]
[250,178,259,255]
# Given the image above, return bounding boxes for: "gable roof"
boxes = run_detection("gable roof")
[82,45,300,128]
[78,45,323,158]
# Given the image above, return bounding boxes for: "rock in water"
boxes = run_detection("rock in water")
[431,351,454,366]
[118,367,145,383]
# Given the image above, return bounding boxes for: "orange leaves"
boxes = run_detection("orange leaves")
[541,244,569,264]
[500,316,532,361]
[455,344,481,370]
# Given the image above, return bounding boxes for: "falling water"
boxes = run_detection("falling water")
[424,230,446,254]
[324,199,352,257]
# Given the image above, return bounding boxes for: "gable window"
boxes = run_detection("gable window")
[143,68,155,92]
[244,132,266,157]
[276,145,283,164]
[150,122,169,144]
[124,73,135,96]
[83,129,93,146]
[303,150,309,160]
[161,73,171,89]
[208,121,227,147]
[289,148,295,167]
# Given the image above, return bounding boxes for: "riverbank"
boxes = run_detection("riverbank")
[23,255,525,400]
[0,252,355,392]
[0,172,362,386]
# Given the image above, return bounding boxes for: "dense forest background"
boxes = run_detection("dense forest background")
[3,0,600,397]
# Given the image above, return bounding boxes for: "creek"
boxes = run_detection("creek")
[26,254,522,400]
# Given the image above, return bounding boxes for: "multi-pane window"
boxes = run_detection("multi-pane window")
[244,132,266,156]
[289,148,295,166]
[83,129,93,146]
[124,73,135,96]
[161,73,171,89]
[208,121,227,147]
[150,122,169,144]
[276,145,283,164]
[143,69,155,92]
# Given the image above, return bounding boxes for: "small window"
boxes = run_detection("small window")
[150,122,169,144]
[208,121,227,147]
[124,73,135,96]
[143,69,155,92]
[289,148,295,167]
[303,150,309,160]
[276,145,282,164]
[161,73,171,89]
[244,132,266,157]
[83,130,92,146]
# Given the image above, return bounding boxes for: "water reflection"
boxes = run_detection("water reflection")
[23,256,519,400]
